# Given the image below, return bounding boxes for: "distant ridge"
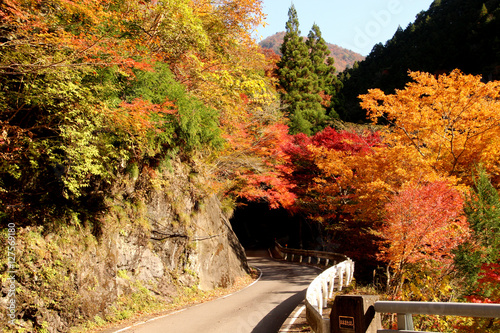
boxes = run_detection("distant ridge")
[259,31,365,72]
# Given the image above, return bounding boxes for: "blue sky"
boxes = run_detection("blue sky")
[257,0,436,56]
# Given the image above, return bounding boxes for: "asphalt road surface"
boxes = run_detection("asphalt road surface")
[115,251,320,333]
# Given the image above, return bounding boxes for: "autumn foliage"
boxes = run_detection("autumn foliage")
[456,257,500,332]
[360,70,500,186]
[379,181,468,298]
[2,1,500,331]
[381,181,467,267]
[288,70,500,316]
[219,121,296,209]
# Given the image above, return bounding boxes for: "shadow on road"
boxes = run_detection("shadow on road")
[251,289,306,333]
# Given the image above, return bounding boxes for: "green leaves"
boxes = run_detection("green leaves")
[121,62,222,153]
[277,7,338,135]
[49,109,110,198]
[455,167,500,291]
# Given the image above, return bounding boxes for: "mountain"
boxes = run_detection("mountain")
[259,32,365,73]
[338,0,500,123]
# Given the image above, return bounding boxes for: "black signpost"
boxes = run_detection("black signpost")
[331,295,381,333]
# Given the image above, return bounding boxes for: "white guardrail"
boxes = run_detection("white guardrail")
[306,259,355,316]
[305,258,355,333]
[272,242,355,333]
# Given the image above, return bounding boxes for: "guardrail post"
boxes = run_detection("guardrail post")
[331,295,381,333]
[397,313,414,330]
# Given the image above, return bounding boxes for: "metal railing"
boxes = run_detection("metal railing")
[274,241,348,266]
[374,301,500,332]
[272,242,355,333]
[305,259,355,333]
[306,259,355,316]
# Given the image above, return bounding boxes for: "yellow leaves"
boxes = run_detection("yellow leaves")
[360,88,388,121]
[149,0,210,59]
[410,281,423,298]
[360,70,500,183]
[159,0,274,128]
[309,145,351,179]
[400,265,455,306]
[238,76,274,105]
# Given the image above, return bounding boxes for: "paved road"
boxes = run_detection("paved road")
[116,252,320,333]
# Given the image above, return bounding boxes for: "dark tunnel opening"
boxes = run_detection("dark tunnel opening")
[229,200,321,251]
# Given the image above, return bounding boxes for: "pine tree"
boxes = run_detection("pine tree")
[306,23,341,118]
[480,3,488,17]
[277,5,326,135]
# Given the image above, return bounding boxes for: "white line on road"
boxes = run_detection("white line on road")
[282,305,306,332]
[111,266,263,332]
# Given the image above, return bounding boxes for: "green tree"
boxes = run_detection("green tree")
[306,23,341,118]
[455,167,500,293]
[277,5,326,135]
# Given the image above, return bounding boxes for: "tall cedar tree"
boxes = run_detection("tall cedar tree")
[306,24,341,118]
[278,5,326,135]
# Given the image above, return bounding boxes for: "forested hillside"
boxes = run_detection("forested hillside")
[259,31,365,72]
[0,0,287,226]
[338,0,500,122]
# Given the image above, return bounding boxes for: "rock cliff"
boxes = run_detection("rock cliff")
[1,161,249,332]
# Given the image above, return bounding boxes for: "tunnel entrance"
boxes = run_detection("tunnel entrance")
[229,200,319,250]
[230,201,379,283]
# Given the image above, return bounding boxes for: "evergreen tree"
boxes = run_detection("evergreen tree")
[277,5,326,135]
[454,167,500,293]
[306,23,341,118]
[337,0,500,123]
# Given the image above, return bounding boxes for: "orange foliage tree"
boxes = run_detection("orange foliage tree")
[282,127,386,260]
[299,70,500,279]
[293,70,497,279]
[217,121,296,209]
[360,70,500,187]
[306,141,445,265]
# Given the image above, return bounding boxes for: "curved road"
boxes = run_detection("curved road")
[114,251,319,333]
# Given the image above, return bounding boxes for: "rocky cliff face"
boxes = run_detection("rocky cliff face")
[139,192,248,292]
[190,196,248,290]
[1,162,248,332]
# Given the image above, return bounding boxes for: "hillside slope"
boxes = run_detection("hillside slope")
[259,31,365,72]
[338,0,500,122]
